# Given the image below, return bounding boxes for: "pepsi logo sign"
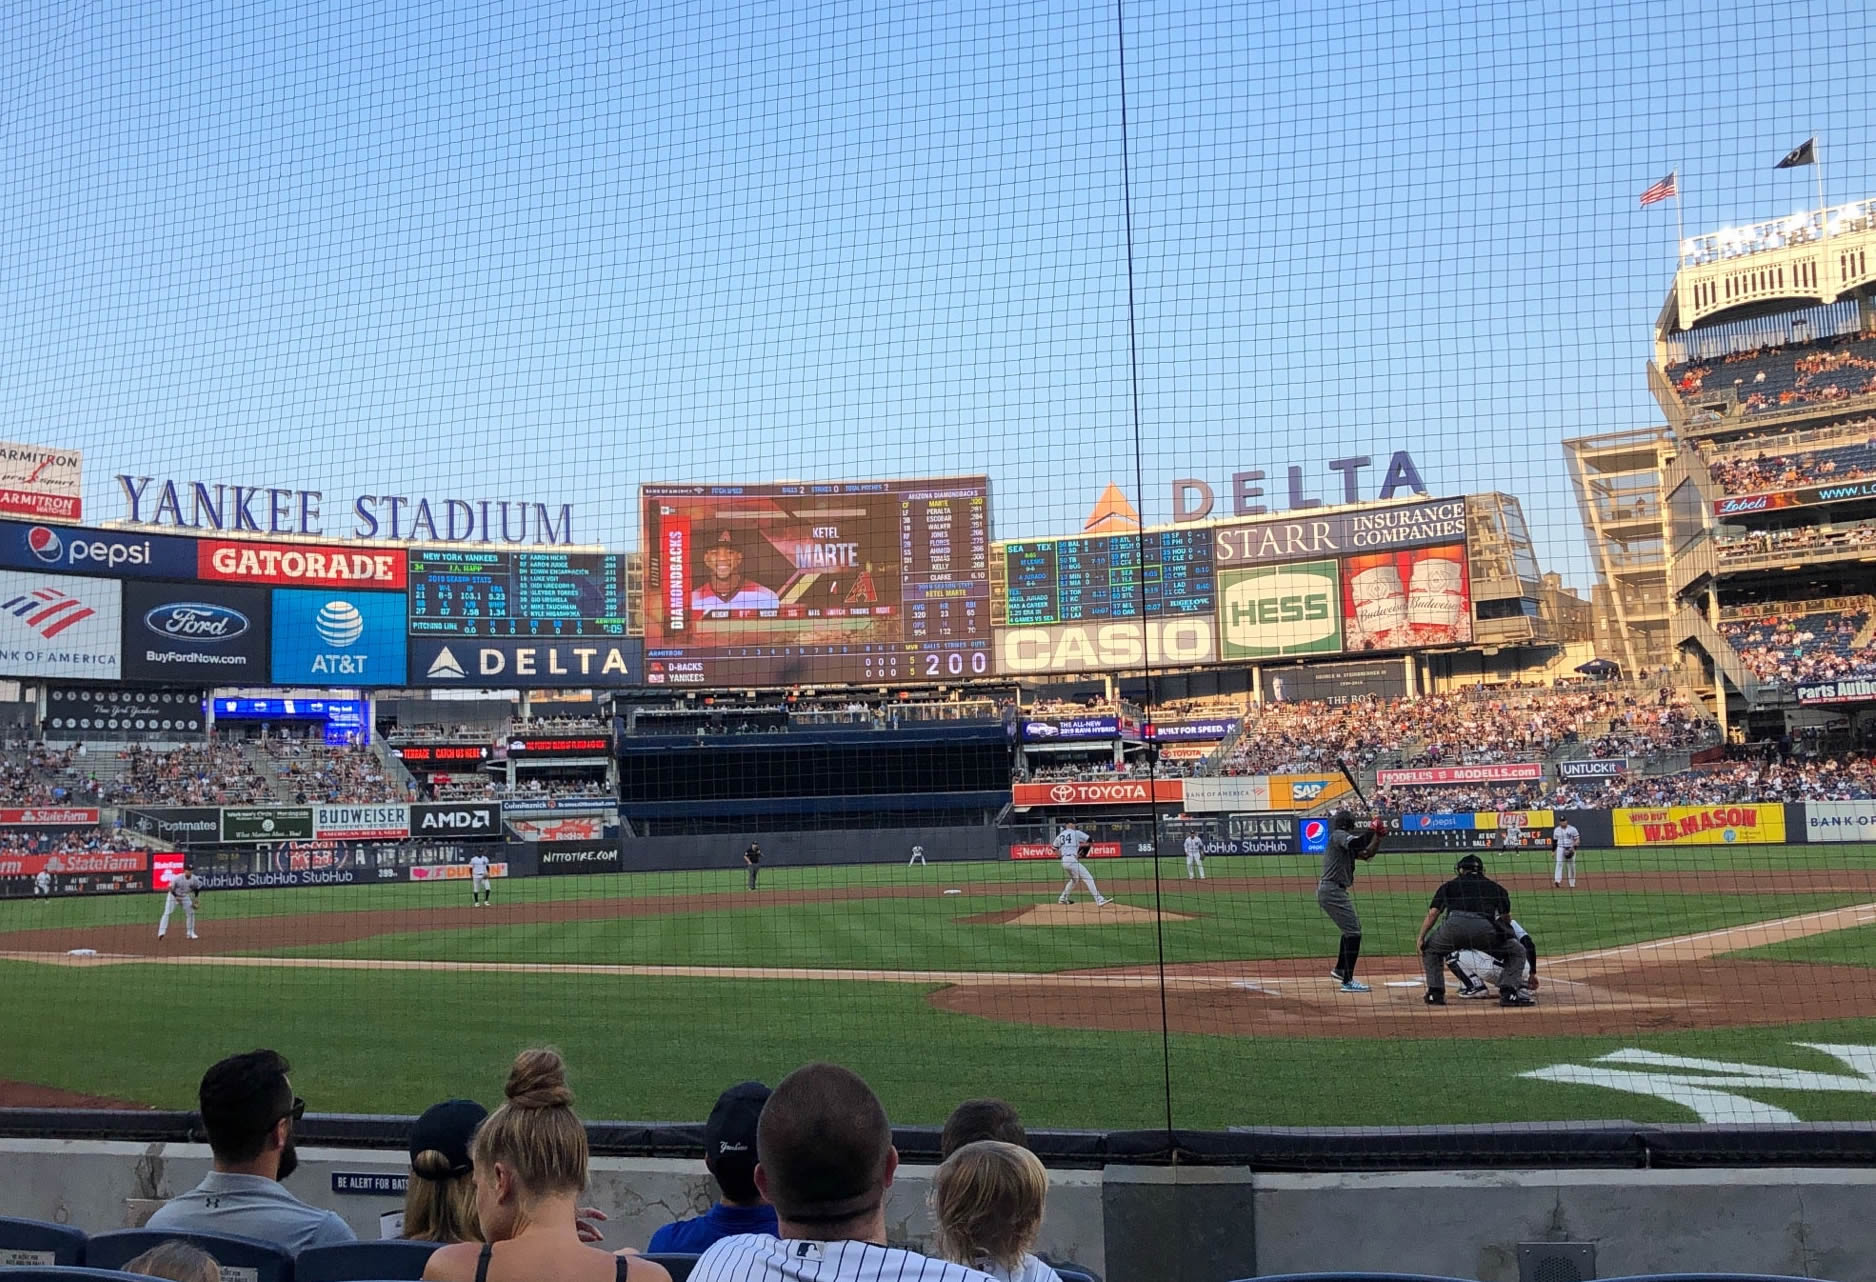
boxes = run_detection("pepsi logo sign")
[27,527,61,562]
[144,602,250,642]
[1303,820,1325,839]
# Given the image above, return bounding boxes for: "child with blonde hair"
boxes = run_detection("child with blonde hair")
[931,1141,1062,1282]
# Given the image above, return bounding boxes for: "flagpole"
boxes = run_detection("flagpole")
[1816,137,1829,241]
[1673,167,1685,265]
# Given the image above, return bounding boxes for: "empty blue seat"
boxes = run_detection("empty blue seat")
[1230,1275,1476,1282]
[1053,1268,1098,1282]
[641,1255,701,1282]
[295,1243,439,1282]
[84,1231,293,1282]
[0,1219,88,1267]
[0,1270,163,1282]
[1600,1275,1834,1282]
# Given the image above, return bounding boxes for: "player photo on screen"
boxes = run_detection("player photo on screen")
[1341,543,1472,651]
[645,495,906,646]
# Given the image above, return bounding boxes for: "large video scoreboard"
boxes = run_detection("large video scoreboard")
[640,477,991,686]
[407,550,628,637]
[1003,527,1215,625]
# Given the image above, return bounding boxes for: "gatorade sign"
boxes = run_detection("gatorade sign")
[1217,560,1342,658]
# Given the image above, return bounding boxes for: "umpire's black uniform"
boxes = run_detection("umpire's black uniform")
[1419,856,1528,1004]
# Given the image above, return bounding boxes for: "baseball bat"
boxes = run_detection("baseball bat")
[1336,758,1370,811]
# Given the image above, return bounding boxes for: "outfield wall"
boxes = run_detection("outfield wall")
[6,1134,1876,1282]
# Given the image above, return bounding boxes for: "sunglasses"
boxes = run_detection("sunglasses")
[277,1096,306,1125]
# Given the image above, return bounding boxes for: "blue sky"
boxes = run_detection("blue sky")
[1,0,1870,588]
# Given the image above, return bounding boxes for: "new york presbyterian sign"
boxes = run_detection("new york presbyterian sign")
[115,476,575,546]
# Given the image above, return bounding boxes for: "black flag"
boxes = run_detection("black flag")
[1776,138,1817,169]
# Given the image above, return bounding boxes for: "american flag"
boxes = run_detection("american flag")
[1639,172,1677,207]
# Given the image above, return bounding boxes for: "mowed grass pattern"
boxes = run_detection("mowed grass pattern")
[3,844,1876,1127]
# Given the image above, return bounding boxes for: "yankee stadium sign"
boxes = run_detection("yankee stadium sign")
[116,476,576,546]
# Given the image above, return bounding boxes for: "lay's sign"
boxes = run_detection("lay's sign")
[1612,804,1786,847]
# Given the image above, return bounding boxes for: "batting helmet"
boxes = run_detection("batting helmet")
[1455,854,1486,876]
[1331,810,1357,832]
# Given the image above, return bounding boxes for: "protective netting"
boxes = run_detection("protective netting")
[2,0,1876,1141]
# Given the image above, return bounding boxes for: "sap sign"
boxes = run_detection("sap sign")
[271,590,408,686]
[0,519,197,580]
[996,619,1217,675]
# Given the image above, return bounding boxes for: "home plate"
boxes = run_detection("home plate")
[67,949,98,957]
[943,889,962,895]
[1385,980,1421,988]
[1231,981,1273,993]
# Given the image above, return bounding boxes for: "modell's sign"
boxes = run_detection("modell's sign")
[0,443,82,523]
[1375,763,1544,786]
[200,539,407,589]
[1010,779,1185,807]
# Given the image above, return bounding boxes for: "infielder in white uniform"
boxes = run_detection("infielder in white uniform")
[158,868,204,940]
[1183,832,1206,880]
[1052,823,1108,906]
[34,869,51,897]
[470,852,492,906]
[1552,820,1581,888]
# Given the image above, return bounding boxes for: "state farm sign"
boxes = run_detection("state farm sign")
[199,539,407,589]
[1011,780,1185,807]
[0,807,100,825]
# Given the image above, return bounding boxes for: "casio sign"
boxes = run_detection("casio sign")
[144,603,249,642]
[999,619,1216,675]
[29,525,154,569]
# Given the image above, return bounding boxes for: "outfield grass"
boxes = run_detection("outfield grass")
[3,843,1875,1128]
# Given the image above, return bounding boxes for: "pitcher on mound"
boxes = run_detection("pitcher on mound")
[1053,821,1109,906]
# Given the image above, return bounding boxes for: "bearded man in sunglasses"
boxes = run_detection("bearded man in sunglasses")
[146,1049,356,1250]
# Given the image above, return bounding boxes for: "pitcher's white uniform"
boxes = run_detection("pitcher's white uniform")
[1553,821,1581,888]
[159,872,203,939]
[1183,833,1206,879]
[470,853,492,905]
[1053,826,1107,905]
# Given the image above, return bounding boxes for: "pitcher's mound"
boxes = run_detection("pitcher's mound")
[965,902,1196,927]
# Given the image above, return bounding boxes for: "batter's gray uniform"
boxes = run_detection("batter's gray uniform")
[158,872,203,939]
[1316,831,1364,938]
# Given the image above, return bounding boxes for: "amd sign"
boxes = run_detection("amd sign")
[997,619,1217,675]
[412,803,501,836]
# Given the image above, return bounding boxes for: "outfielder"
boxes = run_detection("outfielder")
[1053,822,1108,906]
[470,851,492,906]
[1418,854,1531,1006]
[1183,832,1206,879]
[1319,810,1384,992]
[1446,917,1537,997]
[33,869,51,897]
[158,865,204,940]
[1553,819,1581,888]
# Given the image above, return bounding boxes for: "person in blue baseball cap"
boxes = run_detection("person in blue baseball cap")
[645,1082,778,1254]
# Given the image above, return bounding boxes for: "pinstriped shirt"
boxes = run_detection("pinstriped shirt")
[690,1235,1000,1282]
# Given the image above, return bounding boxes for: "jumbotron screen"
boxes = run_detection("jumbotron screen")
[640,477,992,686]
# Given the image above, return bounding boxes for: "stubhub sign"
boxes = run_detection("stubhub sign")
[0,519,197,579]
[271,590,408,686]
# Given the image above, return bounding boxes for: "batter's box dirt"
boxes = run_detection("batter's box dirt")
[962,903,1198,926]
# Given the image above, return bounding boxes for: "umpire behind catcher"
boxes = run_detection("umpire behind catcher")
[1319,810,1386,993]
[1417,854,1532,1007]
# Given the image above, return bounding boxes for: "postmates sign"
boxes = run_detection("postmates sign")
[1611,804,1787,847]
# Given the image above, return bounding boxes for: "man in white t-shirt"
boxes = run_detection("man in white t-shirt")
[1182,832,1206,880]
[1051,822,1107,906]
[469,852,492,907]
[692,529,780,612]
[689,1063,997,1282]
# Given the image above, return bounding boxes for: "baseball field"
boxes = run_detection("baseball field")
[4,844,1876,1130]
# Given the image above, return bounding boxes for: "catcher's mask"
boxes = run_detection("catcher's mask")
[1455,854,1486,876]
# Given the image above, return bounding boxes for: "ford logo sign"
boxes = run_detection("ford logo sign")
[145,603,249,642]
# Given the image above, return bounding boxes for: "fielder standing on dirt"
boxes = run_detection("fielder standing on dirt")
[1319,810,1384,993]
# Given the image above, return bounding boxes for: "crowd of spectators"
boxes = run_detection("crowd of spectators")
[1719,605,1876,686]
[425,776,611,803]
[1667,332,1876,416]
[262,741,404,804]
[1703,421,1876,493]
[0,743,96,805]
[101,745,274,807]
[1715,521,1876,565]
[120,1047,1074,1282]
[0,825,145,856]
[1378,754,1876,813]
[1023,756,1199,782]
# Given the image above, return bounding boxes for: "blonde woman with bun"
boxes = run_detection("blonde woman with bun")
[401,1099,487,1243]
[422,1050,669,1282]
[931,1141,1063,1282]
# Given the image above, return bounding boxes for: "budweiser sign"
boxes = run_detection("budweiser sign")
[1375,763,1544,787]
[0,807,100,825]
[1011,780,1185,807]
